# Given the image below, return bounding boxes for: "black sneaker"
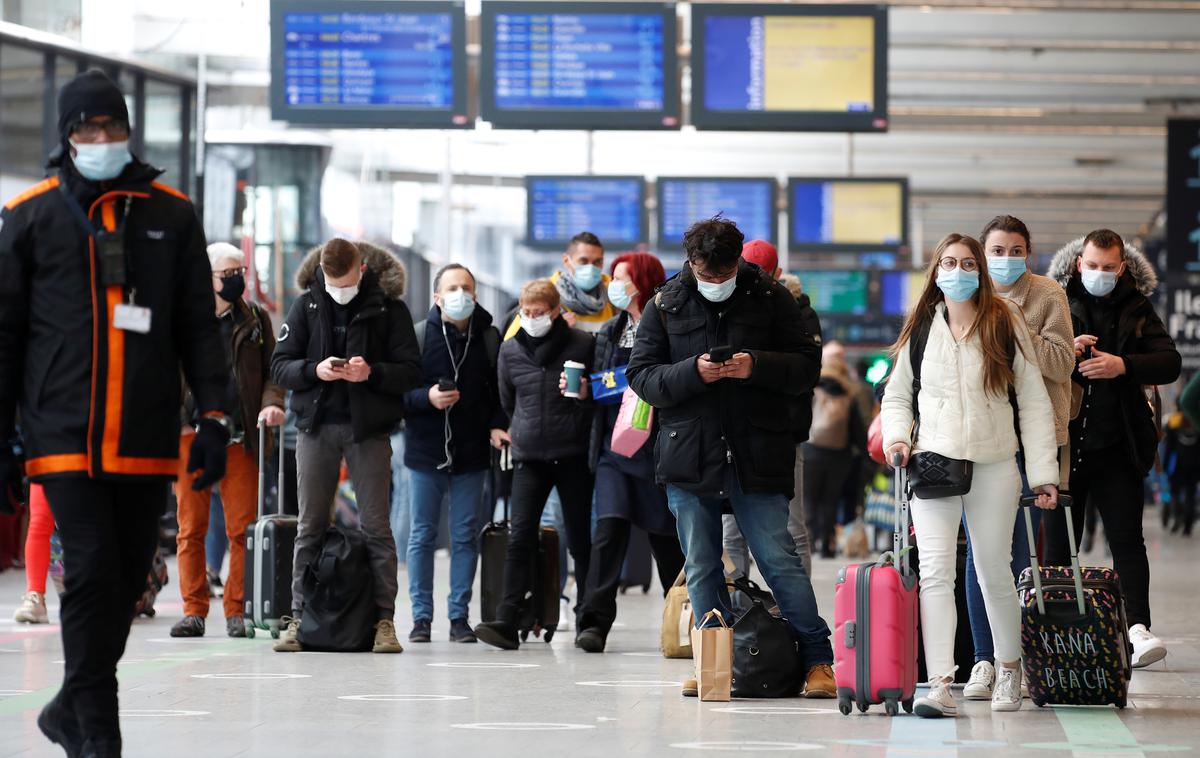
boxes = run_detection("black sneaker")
[80,736,122,758]
[474,620,520,650]
[575,627,606,653]
[170,615,206,638]
[409,618,432,643]
[450,618,477,643]
[38,693,83,758]
[226,616,247,638]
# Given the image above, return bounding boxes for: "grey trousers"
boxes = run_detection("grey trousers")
[722,445,812,580]
[293,424,398,619]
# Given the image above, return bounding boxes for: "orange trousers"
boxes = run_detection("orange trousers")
[174,433,258,619]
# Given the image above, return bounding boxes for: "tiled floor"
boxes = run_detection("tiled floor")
[1,510,1197,757]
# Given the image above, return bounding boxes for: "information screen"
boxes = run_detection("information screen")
[657,178,776,248]
[789,178,908,252]
[792,270,869,314]
[691,4,887,132]
[880,270,925,316]
[526,176,646,249]
[481,2,679,129]
[270,1,468,127]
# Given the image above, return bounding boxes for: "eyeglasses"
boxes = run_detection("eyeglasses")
[939,257,978,272]
[71,120,130,142]
[212,267,247,279]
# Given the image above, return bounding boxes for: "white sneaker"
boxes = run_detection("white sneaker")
[963,661,995,700]
[559,598,573,632]
[13,592,48,624]
[914,677,957,718]
[1129,624,1167,668]
[991,665,1022,712]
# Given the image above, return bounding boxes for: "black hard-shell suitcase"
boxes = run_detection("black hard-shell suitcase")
[243,424,298,639]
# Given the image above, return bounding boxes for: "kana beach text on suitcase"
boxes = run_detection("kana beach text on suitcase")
[834,453,920,716]
[243,422,298,639]
[1018,494,1132,708]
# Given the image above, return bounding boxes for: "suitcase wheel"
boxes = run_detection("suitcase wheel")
[519,630,529,643]
[641,584,650,594]
[856,700,869,713]
[544,629,554,643]
[1115,695,1127,709]
[245,626,256,639]
[838,695,852,716]
[271,629,280,639]
[884,698,898,717]
[902,698,913,714]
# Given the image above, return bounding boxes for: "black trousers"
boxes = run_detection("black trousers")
[579,517,685,635]
[498,456,594,625]
[1169,474,1197,534]
[43,478,166,743]
[801,445,852,556]
[1044,444,1152,628]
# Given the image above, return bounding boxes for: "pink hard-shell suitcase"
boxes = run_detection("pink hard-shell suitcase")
[834,455,919,716]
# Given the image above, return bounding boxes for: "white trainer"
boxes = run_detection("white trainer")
[914,677,957,718]
[991,665,1022,712]
[13,592,48,624]
[964,661,995,700]
[1129,624,1167,668]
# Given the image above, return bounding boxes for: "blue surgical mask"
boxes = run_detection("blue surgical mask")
[697,274,738,303]
[440,289,475,321]
[1081,268,1118,298]
[607,280,634,310]
[70,139,132,181]
[571,263,602,291]
[987,256,1026,286]
[936,268,980,302]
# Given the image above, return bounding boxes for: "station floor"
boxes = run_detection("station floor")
[1,509,1198,757]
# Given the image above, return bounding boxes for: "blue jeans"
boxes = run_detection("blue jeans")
[666,470,833,666]
[205,489,227,574]
[407,468,486,623]
[963,452,1039,664]
[389,432,410,566]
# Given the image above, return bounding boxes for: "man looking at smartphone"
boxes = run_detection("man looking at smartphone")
[270,238,422,653]
[402,264,507,644]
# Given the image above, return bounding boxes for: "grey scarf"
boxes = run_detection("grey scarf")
[555,271,606,316]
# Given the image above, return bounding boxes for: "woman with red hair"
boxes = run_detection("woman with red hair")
[575,252,685,653]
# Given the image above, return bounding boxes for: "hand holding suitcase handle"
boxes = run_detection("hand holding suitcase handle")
[1021,494,1086,617]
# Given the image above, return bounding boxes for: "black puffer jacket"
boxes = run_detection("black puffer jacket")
[498,317,594,462]
[270,244,421,441]
[626,261,821,498]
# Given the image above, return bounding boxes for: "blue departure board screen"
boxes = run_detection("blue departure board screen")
[657,178,777,247]
[788,177,908,252]
[481,2,679,129]
[270,1,468,128]
[526,177,646,249]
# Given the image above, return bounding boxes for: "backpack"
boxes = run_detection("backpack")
[297,527,376,652]
[807,385,851,450]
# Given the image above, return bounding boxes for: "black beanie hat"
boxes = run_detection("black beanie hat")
[57,69,129,140]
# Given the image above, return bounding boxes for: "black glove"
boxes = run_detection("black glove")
[187,417,230,491]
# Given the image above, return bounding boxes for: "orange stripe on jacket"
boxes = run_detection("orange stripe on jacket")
[25,454,89,477]
[3,177,60,210]
[151,182,189,202]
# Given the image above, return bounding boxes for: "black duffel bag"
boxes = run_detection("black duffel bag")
[730,578,804,698]
[297,527,376,652]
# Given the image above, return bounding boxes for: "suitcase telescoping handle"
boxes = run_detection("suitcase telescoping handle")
[891,453,912,575]
[256,419,288,520]
[1021,494,1086,617]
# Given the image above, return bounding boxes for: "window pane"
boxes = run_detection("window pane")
[0,43,47,191]
[143,79,182,187]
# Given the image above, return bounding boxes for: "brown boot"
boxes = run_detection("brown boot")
[803,664,836,698]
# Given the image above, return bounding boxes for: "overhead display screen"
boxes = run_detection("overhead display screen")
[657,178,777,248]
[792,270,869,315]
[270,1,469,127]
[480,2,680,129]
[691,4,888,132]
[789,178,908,252]
[526,176,647,249]
[880,270,926,316]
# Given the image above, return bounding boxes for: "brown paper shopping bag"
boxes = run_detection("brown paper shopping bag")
[689,609,733,702]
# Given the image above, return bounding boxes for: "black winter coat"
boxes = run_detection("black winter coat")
[271,265,421,441]
[0,159,228,481]
[498,318,594,462]
[626,262,821,498]
[403,306,505,473]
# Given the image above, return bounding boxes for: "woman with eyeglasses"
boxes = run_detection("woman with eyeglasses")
[880,233,1060,717]
[959,216,1075,702]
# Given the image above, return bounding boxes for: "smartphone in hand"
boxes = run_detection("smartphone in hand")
[329,357,348,368]
[437,378,458,392]
[707,345,734,363]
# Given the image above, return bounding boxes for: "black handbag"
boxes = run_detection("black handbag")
[730,578,804,698]
[907,451,973,499]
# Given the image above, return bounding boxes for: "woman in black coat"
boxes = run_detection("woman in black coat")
[475,280,595,650]
[576,253,685,653]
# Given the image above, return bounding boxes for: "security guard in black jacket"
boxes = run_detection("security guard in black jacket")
[0,71,229,757]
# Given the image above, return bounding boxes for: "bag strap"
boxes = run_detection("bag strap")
[908,317,930,437]
[413,318,425,347]
[699,608,730,629]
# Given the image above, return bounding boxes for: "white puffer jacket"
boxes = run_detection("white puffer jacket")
[881,302,1059,488]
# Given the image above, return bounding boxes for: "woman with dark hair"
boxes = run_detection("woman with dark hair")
[881,233,1060,717]
[575,253,685,653]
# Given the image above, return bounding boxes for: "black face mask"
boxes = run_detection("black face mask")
[218,274,245,304]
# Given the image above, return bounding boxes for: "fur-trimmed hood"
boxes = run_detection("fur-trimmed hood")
[1045,236,1158,297]
[295,240,407,299]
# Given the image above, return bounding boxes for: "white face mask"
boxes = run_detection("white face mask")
[696,274,738,303]
[1081,268,1119,298]
[522,312,553,338]
[325,281,360,305]
[70,139,132,181]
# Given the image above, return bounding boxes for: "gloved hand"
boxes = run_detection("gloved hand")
[187,417,230,491]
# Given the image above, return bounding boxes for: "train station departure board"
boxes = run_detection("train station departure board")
[526,176,647,249]
[270,1,468,128]
[481,2,679,130]
[656,178,777,249]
